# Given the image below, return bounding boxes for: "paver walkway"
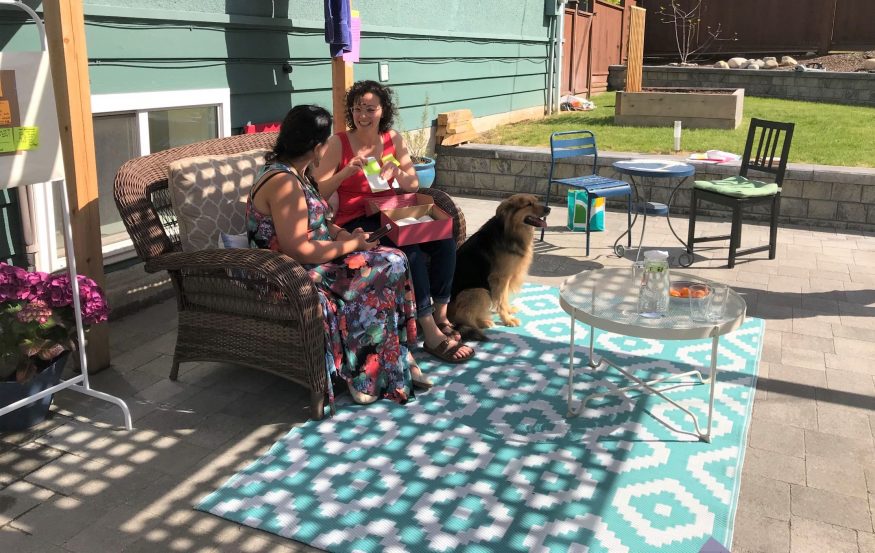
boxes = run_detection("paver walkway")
[2,194,874,552]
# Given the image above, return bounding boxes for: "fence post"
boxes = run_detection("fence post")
[625,6,646,93]
[819,0,838,54]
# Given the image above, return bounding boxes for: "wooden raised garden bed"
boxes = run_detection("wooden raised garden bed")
[615,87,744,129]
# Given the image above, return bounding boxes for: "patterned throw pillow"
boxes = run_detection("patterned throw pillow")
[168,149,267,252]
[219,231,250,249]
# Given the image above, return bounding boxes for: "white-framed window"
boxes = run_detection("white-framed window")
[34,88,231,271]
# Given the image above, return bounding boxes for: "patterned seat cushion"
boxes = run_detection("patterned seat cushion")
[168,149,267,252]
[693,175,780,198]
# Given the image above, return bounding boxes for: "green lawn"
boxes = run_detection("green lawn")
[479,92,875,168]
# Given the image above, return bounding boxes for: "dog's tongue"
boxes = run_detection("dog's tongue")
[524,215,548,228]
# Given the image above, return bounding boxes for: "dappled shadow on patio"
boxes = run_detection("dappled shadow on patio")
[1,360,319,552]
[4,196,875,552]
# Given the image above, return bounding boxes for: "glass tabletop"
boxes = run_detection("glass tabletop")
[559,268,746,340]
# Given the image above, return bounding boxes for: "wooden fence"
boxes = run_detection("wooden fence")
[637,0,875,58]
[562,0,637,96]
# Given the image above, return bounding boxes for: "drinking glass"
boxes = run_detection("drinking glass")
[689,284,711,323]
[708,283,730,322]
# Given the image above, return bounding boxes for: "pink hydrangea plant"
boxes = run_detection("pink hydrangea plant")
[1,262,110,383]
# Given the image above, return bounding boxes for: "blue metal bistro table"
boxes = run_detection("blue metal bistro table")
[611,159,696,266]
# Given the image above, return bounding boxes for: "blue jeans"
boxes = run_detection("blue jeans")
[342,214,457,318]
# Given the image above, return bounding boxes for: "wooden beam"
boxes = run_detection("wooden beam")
[625,6,646,93]
[331,57,353,132]
[42,0,110,371]
[437,110,473,125]
[439,129,479,147]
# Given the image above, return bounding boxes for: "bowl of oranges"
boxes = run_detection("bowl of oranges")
[669,281,710,298]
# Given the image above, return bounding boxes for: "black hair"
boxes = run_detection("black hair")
[267,104,332,162]
[344,80,397,133]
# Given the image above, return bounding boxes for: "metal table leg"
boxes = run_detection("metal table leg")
[566,327,720,443]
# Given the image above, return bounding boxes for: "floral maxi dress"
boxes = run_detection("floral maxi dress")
[246,162,418,407]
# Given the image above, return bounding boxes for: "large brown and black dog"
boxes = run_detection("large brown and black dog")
[448,193,550,340]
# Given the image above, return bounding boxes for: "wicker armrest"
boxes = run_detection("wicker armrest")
[145,248,321,324]
[417,188,467,246]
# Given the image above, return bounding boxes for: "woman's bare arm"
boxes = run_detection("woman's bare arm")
[386,129,420,193]
[312,134,365,199]
[261,174,374,264]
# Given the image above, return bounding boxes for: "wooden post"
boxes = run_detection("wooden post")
[332,57,353,132]
[331,0,355,132]
[42,0,110,371]
[625,6,646,93]
[819,0,838,55]
[585,13,594,100]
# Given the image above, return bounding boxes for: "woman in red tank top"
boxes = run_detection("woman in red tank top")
[313,80,474,366]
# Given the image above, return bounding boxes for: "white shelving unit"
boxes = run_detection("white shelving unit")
[0,0,131,431]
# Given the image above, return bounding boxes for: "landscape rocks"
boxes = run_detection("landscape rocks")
[716,55,794,70]
[668,51,873,73]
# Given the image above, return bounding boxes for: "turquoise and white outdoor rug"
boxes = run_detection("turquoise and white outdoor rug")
[197,283,764,553]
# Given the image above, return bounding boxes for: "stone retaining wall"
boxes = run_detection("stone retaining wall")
[435,144,875,232]
[608,65,875,106]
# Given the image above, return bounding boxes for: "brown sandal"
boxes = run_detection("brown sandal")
[408,356,434,389]
[422,338,475,364]
[437,321,462,341]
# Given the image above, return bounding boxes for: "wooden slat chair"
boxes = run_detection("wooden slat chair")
[686,118,795,268]
[113,133,467,419]
[540,130,632,256]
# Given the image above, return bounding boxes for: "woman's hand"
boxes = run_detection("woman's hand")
[379,160,401,182]
[346,227,376,251]
[342,156,367,178]
[353,233,377,251]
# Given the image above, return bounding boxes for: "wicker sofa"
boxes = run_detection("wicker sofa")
[113,132,467,419]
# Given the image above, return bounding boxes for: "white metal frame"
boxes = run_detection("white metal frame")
[0,0,131,430]
[559,268,746,443]
[567,315,719,442]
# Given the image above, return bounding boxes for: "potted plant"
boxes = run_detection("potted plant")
[402,97,436,188]
[0,262,109,431]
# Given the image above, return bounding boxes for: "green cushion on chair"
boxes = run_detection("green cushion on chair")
[693,175,780,198]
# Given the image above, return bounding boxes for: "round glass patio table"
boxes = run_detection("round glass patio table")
[611,159,695,265]
[559,267,746,442]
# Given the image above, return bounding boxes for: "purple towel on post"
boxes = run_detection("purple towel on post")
[324,0,352,57]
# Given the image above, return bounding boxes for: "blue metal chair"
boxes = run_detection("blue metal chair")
[541,130,632,256]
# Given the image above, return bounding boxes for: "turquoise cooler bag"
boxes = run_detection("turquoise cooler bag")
[566,189,605,232]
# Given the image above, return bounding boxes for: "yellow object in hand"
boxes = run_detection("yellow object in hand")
[381,154,401,167]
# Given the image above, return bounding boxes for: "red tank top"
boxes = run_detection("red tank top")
[333,131,397,226]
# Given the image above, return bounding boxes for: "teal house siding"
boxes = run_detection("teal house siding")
[0,0,553,276]
[1,0,551,132]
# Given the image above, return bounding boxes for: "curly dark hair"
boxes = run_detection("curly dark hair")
[266,104,332,163]
[344,80,397,133]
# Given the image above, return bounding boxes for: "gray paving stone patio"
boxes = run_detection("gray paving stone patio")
[2,194,875,552]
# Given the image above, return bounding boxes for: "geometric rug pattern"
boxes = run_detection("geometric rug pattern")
[197,283,764,553]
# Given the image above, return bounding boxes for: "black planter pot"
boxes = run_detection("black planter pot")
[0,352,70,432]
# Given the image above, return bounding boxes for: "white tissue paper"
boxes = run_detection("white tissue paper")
[393,215,434,226]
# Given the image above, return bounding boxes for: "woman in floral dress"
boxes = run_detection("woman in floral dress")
[247,105,429,406]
